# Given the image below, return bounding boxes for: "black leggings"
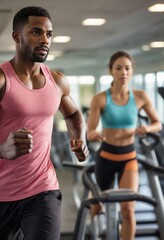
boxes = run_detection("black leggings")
[95,142,137,191]
[0,190,62,240]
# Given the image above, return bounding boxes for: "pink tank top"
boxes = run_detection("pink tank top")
[0,61,61,201]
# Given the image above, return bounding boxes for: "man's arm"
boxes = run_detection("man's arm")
[64,107,88,162]
[0,69,6,102]
[51,70,89,162]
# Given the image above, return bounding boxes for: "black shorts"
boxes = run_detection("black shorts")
[95,142,138,191]
[0,190,62,240]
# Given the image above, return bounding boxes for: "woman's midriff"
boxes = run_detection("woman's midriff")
[102,128,136,146]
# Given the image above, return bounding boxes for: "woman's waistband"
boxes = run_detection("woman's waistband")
[100,141,135,154]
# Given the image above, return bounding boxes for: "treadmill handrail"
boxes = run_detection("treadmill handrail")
[139,132,161,150]
[81,189,157,207]
[81,162,158,207]
[62,160,88,170]
[82,163,101,199]
[137,154,164,174]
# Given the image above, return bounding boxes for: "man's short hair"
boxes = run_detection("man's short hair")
[13,6,51,31]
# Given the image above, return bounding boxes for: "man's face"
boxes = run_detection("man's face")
[19,16,53,62]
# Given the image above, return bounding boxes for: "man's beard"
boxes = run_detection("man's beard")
[21,39,49,63]
[32,51,49,62]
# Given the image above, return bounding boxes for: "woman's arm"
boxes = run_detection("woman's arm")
[87,93,105,142]
[135,90,162,135]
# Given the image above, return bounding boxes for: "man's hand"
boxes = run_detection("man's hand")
[0,127,33,160]
[70,139,89,162]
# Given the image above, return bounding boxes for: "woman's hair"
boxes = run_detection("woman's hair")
[108,51,134,70]
[13,6,51,31]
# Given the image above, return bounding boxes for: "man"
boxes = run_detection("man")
[0,6,89,240]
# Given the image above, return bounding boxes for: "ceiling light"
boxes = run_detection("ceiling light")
[150,41,164,48]
[142,45,150,51]
[52,36,71,43]
[82,18,106,26]
[148,4,164,12]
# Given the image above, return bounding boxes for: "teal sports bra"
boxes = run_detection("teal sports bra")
[101,89,138,129]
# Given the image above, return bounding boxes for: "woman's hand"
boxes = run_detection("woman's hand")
[87,130,105,142]
[136,125,150,136]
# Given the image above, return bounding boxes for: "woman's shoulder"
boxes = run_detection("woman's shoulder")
[132,89,151,107]
[132,89,147,98]
[90,90,108,109]
[92,90,107,101]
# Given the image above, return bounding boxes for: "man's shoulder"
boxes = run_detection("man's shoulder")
[48,69,69,96]
[50,69,64,79]
[41,64,65,84]
[49,69,68,86]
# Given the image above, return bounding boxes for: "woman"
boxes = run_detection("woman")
[87,51,162,240]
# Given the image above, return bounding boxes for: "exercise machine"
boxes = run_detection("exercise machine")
[136,132,164,239]
[63,132,164,239]
[72,162,158,240]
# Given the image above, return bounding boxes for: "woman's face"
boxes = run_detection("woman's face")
[110,56,133,86]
